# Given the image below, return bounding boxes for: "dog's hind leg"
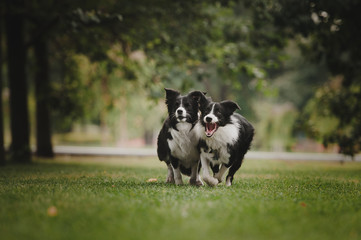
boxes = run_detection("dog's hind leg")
[166,163,175,184]
[225,157,244,186]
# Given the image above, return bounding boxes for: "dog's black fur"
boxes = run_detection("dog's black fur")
[195,93,254,186]
[157,88,204,186]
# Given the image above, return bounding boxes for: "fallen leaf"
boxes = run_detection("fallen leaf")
[146,178,157,183]
[47,206,58,217]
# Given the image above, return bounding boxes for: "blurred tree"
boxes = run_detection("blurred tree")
[253,101,298,151]
[25,0,128,155]
[3,0,212,150]
[269,0,361,156]
[5,0,31,163]
[76,1,301,146]
[34,37,53,157]
[45,0,213,139]
[7,0,343,154]
[26,1,104,156]
[3,0,120,159]
[179,2,286,120]
[0,10,5,165]
[25,1,65,157]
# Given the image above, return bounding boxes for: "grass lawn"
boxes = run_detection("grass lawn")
[1,156,361,240]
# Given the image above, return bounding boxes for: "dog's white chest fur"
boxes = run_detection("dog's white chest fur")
[196,116,240,165]
[167,122,199,167]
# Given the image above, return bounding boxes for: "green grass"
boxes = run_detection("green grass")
[1,156,361,240]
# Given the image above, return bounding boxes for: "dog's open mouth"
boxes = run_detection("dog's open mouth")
[205,122,218,137]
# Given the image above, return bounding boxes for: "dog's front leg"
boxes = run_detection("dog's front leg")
[201,154,219,187]
[170,157,183,185]
[214,164,229,184]
[172,167,183,185]
[166,163,175,184]
[189,161,203,186]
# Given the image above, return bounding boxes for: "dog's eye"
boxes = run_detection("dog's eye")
[184,103,190,108]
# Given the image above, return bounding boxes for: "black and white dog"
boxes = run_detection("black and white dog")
[157,88,204,186]
[195,93,254,186]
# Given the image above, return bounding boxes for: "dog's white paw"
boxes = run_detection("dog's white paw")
[203,176,219,187]
[225,176,232,187]
[174,178,184,185]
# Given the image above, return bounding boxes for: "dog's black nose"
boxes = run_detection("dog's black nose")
[177,109,183,115]
[206,117,212,123]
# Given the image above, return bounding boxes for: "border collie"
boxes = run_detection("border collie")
[195,93,254,186]
[157,88,204,186]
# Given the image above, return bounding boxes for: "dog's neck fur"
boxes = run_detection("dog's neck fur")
[196,115,239,145]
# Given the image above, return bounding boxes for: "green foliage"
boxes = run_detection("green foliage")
[35,0,216,141]
[10,0,294,147]
[170,2,287,119]
[272,41,328,110]
[5,0,360,153]
[301,78,361,156]
[49,45,165,141]
[268,0,361,156]
[50,54,88,132]
[1,158,361,240]
[253,101,298,151]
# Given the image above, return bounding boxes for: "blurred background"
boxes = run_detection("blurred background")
[1,0,360,163]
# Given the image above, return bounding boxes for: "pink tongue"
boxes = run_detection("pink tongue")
[207,123,216,131]
[206,123,216,136]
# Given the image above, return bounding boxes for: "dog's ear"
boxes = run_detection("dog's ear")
[220,100,240,115]
[188,91,205,102]
[164,88,180,105]
[189,91,209,111]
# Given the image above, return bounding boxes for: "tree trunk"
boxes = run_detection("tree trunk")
[5,0,31,163]
[34,38,54,157]
[0,16,5,165]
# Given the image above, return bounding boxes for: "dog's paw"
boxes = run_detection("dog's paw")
[166,176,175,184]
[203,176,219,187]
[174,178,184,185]
[189,178,204,187]
[225,176,232,187]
